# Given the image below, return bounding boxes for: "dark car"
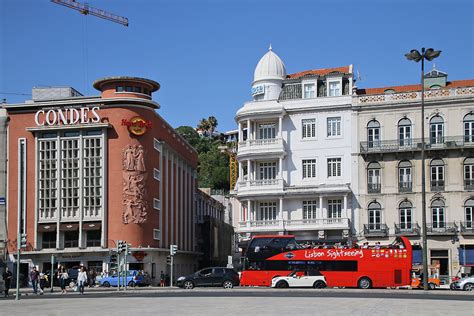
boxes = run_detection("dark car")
[45,267,79,288]
[176,267,239,289]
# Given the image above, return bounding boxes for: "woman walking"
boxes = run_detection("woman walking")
[58,266,68,294]
[77,266,88,295]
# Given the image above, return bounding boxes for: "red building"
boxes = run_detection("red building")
[3,77,199,283]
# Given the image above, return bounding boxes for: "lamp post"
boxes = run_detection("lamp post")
[405,47,441,291]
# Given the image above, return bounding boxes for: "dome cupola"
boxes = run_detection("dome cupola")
[253,45,287,83]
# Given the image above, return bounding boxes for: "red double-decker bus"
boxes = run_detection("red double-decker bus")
[240,235,412,288]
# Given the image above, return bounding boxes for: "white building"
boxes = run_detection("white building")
[234,47,356,243]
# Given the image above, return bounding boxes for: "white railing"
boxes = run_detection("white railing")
[284,218,349,227]
[238,138,283,148]
[238,217,350,231]
[249,178,283,186]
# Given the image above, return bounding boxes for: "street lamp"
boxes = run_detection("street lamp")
[405,47,441,291]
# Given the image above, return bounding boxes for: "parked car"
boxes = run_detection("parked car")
[271,271,327,288]
[176,267,240,289]
[99,270,149,287]
[450,276,474,291]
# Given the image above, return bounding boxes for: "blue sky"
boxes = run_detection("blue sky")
[1,0,473,132]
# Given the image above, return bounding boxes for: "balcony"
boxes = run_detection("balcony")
[399,181,412,193]
[360,136,474,155]
[430,180,445,192]
[465,180,474,191]
[237,138,285,158]
[236,178,284,196]
[395,223,421,236]
[367,183,381,194]
[237,217,350,233]
[237,219,283,233]
[460,221,474,235]
[426,222,458,235]
[364,224,389,237]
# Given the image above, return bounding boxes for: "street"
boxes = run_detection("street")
[0,287,472,315]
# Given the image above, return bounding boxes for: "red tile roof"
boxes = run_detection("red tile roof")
[357,79,474,95]
[287,66,351,79]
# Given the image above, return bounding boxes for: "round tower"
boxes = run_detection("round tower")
[252,45,286,101]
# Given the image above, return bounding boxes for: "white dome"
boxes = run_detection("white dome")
[253,46,286,83]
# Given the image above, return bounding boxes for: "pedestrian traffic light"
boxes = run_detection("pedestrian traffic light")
[170,244,178,256]
[126,243,132,255]
[110,254,118,264]
[166,255,171,265]
[20,233,27,248]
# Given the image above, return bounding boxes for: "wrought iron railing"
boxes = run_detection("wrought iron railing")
[399,181,413,193]
[464,180,474,191]
[360,136,474,154]
[426,222,457,234]
[460,221,474,234]
[430,180,445,192]
[367,183,381,193]
[363,223,389,236]
[395,223,421,235]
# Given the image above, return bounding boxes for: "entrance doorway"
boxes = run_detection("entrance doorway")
[430,249,449,277]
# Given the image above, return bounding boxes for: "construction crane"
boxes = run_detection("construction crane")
[51,0,128,26]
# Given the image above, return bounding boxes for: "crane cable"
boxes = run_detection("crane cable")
[82,14,89,95]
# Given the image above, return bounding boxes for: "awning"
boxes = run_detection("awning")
[412,249,423,265]
[82,222,101,231]
[459,247,474,266]
[59,223,79,231]
[37,223,57,232]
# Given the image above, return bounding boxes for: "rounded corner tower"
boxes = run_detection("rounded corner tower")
[252,45,286,101]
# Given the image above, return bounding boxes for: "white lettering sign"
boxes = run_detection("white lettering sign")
[251,85,265,96]
[304,249,364,259]
[35,107,101,126]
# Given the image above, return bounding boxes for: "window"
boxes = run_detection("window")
[42,232,56,249]
[465,199,474,228]
[328,81,341,96]
[258,123,276,139]
[302,159,316,178]
[430,115,444,145]
[328,199,342,218]
[398,160,412,192]
[38,136,58,220]
[154,168,161,181]
[464,113,474,143]
[398,118,412,147]
[64,230,79,248]
[258,202,277,221]
[153,229,161,240]
[82,136,103,219]
[154,198,161,210]
[367,162,381,193]
[367,120,380,148]
[327,117,341,137]
[464,158,474,190]
[125,86,133,92]
[327,158,342,177]
[303,200,317,220]
[302,119,316,139]
[368,202,382,230]
[116,86,124,92]
[133,86,142,93]
[431,199,445,229]
[430,158,445,191]
[143,88,149,95]
[153,138,162,152]
[259,162,277,180]
[86,230,101,247]
[303,83,316,98]
[399,200,413,230]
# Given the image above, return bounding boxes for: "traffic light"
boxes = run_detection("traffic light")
[109,254,118,264]
[117,240,126,253]
[166,255,171,265]
[170,244,178,256]
[20,233,27,248]
[126,243,131,255]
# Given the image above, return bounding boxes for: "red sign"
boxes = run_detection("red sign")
[122,117,152,136]
[132,251,148,261]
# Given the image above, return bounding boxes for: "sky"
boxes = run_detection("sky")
[1,0,473,132]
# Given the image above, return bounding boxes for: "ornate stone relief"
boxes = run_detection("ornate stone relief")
[122,144,147,224]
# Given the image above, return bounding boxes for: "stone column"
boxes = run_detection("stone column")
[319,196,324,219]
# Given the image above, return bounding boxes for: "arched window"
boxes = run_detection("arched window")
[398,160,413,192]
[463,113,474,143]
[430,115,444,145]
[465,199,474,228]
[430,159,445,191]
[399,200,413,230]
[431,199,445,229]
[464,158,474,190]
[367,162,381,193]
[398,118,412,147]
[367,120,380,148]
[368,201,382,230]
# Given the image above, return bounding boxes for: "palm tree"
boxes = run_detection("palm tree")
[207,116,218,134]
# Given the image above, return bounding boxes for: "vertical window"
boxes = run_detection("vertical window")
[398,160,412,192]
[303,83,316,98]
[328,81,341,96]
[328,199,342,218]
[367,120,380,148]
[398,118,412,147]
[116,86,124,92]
[368,202,382,230]
[302,159,317,178]
[259,202,277,221]
[430,158,445,191]
[327,117,341,137]
[258,123,276,139]
[125,86,133,92]
[303,200,317,220]
[302,119,316,139]
[83,133,103,218]
[465,199,474,228]
[367,162,381,193]
[399,200,413,230]
[258,162,277,180]
[327,158,342,177]
[431,199,445,229]
[18,138,27,234]
[464,158,474,190]
[61,136,80,219]
[464,113,474,143]
[430,115,444,145]
[38,135,58,220]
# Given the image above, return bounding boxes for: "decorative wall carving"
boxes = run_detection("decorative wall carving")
[122,145,147,224]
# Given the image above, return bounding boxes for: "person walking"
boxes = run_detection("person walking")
[38,271,48,295]
[58,266,69,294]
[77,266,87,295]
[160,271,165,287]
[2,267,13,297]
[30,267,39,294]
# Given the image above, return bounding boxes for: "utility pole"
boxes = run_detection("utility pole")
[116,241,121,291]
[170,245,178,287]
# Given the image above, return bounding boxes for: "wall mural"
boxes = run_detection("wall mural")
[122,144,148,224]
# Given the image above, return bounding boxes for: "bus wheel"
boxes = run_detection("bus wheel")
[276,280,289,288]
[428,282,436,290]
[313,281,326,289]
[358,277,372,289]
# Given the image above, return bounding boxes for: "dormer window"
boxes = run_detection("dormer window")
[303,83,316,99]
[125,86,133,92]
[430,85,441,90]
[328,81,341,96]
[133,86,142,93]
[384,89,395,94]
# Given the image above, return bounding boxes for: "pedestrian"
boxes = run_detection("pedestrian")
[58,266,69,294]
[39,271,48,295]
[89,269,96,287]
[2,267,13,297]
[77,266,87,295]
[160,271,165,287]
[30,267,39,294]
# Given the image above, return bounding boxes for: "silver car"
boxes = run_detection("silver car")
[450,276,474,291]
